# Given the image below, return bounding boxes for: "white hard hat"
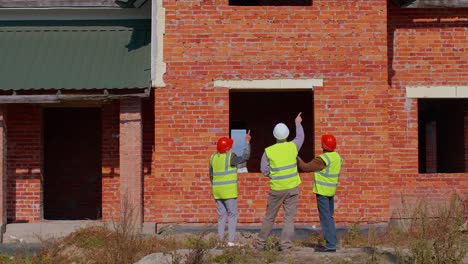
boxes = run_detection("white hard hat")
[273,123,289,140]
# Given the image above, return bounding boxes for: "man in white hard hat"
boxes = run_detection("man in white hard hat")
[255,112,304,251]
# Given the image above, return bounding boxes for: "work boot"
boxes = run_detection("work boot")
[315,246,336,253]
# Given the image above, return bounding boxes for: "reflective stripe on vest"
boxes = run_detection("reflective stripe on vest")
[265,141,301,191]
[313,152,342,196]
[211,152,238,199]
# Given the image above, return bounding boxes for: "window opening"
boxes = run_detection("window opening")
[418,99,467,173]
[229,90,314,173]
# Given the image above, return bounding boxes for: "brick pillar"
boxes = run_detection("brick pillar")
[0,106,6,242]
[119,98,143,230]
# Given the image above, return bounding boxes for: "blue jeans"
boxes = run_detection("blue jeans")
[316,194,337,249]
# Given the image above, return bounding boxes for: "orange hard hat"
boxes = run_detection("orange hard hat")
[321,134,336,151]
[217,137,233,153]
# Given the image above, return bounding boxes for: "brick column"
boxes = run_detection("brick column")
[119,98,143,230]
[0,106,6,242]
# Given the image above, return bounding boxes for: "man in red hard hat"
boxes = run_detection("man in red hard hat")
[298,134,343,252]
[210,130,251,247]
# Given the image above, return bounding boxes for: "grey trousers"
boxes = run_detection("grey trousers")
[215,198,238,242]
[257,187,299,250]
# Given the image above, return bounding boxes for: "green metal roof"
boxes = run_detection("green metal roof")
[0,20,150,90]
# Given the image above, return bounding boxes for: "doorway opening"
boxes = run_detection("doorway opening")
[43,108,102,220]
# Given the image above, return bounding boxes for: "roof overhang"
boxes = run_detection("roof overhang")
[0,20,151,91]
[0,88,150,104]
[0,0,147,8]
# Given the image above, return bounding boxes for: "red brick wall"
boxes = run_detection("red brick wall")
[102,102,121,221]
[142,96,155,221]
[5,1,466,226]
[148,0,390,225]
[387,4,468,215]
[102,98,153,222]
[6,105,41,222]
[4,100,152,223]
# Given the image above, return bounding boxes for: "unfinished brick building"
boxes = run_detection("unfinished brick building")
[0,0,466,237]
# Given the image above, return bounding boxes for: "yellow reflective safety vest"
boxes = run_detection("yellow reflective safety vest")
[265,142,301,191]
[210,152,238,199]
[313,151,342,197]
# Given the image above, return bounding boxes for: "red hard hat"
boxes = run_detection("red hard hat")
[321,134,336,151]
[217,137,233,153]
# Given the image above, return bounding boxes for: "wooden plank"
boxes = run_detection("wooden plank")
[0,0,120,7]
[394,0,468,8]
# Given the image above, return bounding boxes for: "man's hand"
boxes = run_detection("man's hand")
[245,129,251,144]
[295,112,302,124]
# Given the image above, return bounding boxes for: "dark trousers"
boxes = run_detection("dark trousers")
[317,194,337,249]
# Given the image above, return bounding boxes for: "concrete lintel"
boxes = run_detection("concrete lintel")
[213,78,323,89]
[406,85,468,98]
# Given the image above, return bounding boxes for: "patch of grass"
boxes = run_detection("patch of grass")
[142,234,182,254]
[0,255,21,264]
[182,231,215,264]
[212,246,247,264]
[388,193,467,264]
[184,232,217,250]
[211,244,280,264]
[61,226,108,250]
[341,222,366,248]
[4,193,465,264]
[10,192,189,264]
[294,232,323,248]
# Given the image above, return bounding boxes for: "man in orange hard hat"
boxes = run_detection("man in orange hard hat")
[298,134,343,253]
[210,130,251,247]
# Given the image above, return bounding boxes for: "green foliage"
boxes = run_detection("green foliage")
[341,222,363,247]
[62,226,108,249]
[2,193,466,264]
[181,232,214,264]
[393,193,467,264]
[294,232,323,247]
[184,232,217,250]
[211,246,249,264]
[211,244,279,264]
